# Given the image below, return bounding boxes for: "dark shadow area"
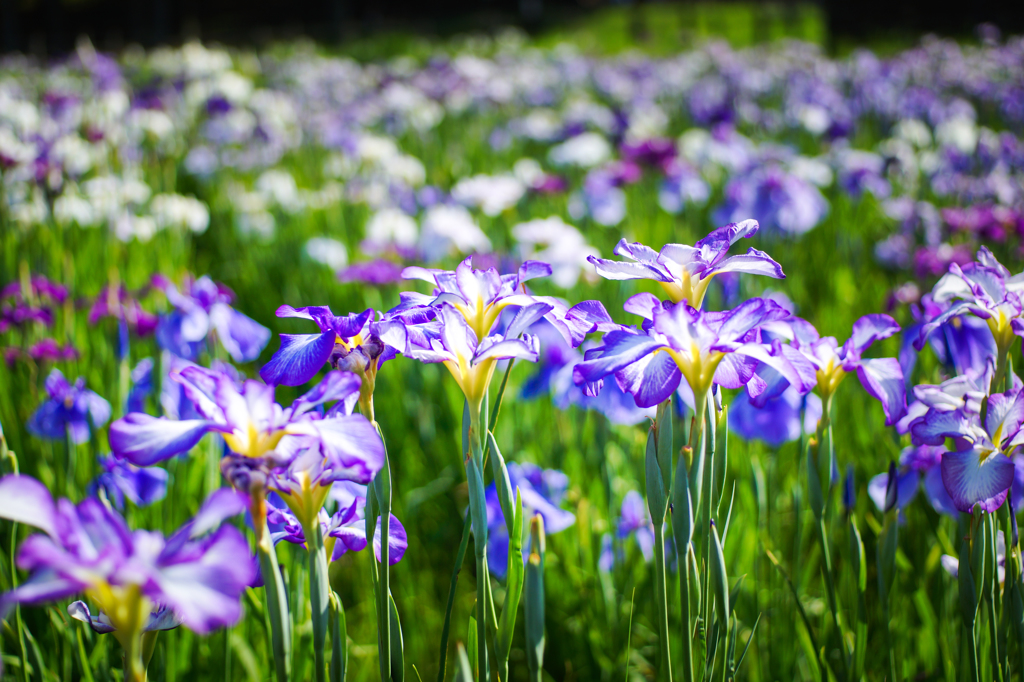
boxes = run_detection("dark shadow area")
[1,0,1022,56]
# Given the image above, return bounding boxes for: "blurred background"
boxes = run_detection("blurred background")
[2,0,1022,57]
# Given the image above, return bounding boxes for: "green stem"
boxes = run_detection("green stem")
[468,424,490,682]
[258,539,293,682]
[437,518,473,682]
[306,522,330,682]
[816,518,850,681]
[11,518,28,682]
[653,523,674,682]
[680,552,694,682]
[373,441,393,682]
[964,622,980,682]
[329,591,348,682]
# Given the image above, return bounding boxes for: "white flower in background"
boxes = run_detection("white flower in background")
[304,237,349,270]
[51,135,95,176]
[256,169,303,213]
[893,119,932,148]
[357,134,401,164]
[228,181,275,238]
[796,104,831,136]
[214,71,254,104]
[516,109,562,141]
[548,132,611,168]
[562,97,616,134]
[451,173,525,216]
[113,212,157,242]
[789,156,833,187]
[11,187,49,226]
[419,204,491,261]
[128,109,175,142]
[678,127,753,174]
[53,191,98,227]
[150,194,210,233]
[381,154,426,187]
[0,128,35,167]
[363,208,418,254]
[512,158,544,187]
[624,103,668,142]
[935,116,978,154]
[512,216,597,288]
[323,153,358,179]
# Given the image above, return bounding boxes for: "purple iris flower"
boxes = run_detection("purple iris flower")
[259,306,408,408]
[484,462,575,578]
[337,260,405,285]
[88,454,168,510]
[907,380,1024,513]
[109,367,383,491]
[784,314,907,425]
[264,482,407,564]
[520,321,654,426]
[868,445,958,518]
[713,165,829,236]
[153,274,270,364]
[127,358,155,414]
[0,476,255,636]
[587,220,784,308]
[28,369,111,444]
[574,296,808,409]
[729,384,822,447]
[397,258,611,416]
[618,491,655,561]
[915,247,1024,359]
[900,293,996,388]
[88,285,159,337]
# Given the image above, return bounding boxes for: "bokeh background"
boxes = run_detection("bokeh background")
[2,1,1023,681]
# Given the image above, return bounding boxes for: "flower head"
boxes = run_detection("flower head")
[88,453,168,510]
[28,369,111,444]
[153,274,270,363]
[0,477,255,639]
[587,220,784,308]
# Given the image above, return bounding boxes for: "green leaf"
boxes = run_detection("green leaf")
[959,537,979,625]
[713,405,728,514]
[497,489,525,664]
[805,438,824,521]
[467,616,479,682]
[436,519,472,682]
[672,441,694,548]
[710,522,730,631]
[258,540,293,682]
[329,591,347,682]
[487,431,515,537]
[655,397,673,496]
[645,426,667,523]
[525,515,547,682]
[389,593,404,682]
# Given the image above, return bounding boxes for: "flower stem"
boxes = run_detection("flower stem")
[653,522,674,682]
[816,518,850,681]
[306,521,331,682]
[258,538,293,682]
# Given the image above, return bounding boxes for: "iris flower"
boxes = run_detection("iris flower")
[153,274,270,363]
[916,247,1024,383]
[784,314,907,425]
[267,481,408,564]
[398,258,609,422]
[0,477,254,679]
[259,305,410,420]
[87,453,168,510]
[587,220,784,307]
[908,381,1024,512]
[28,369,111,444]
[574,296,807,409]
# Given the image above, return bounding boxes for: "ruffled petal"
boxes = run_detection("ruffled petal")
[941,449,1015,513]
[856,358,907,426]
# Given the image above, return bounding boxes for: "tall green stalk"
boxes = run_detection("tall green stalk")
[257,528,292,682]
[305,520,330,682]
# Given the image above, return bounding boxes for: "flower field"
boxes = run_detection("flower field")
[1,7,1024,681]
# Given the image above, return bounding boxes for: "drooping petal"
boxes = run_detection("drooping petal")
[190,488,250,538]
[941,449,1015,513]
[109,414,211,466]
[573,331,663,384]
[296,415,385,484]
[923,465,959,517]
[0,475,57,537]
[856,358,907,425]
[68,601,117,633]
[373,514,408,565]
[259,332,337,386]
[154,525,255,635]
[615,350,682,408]
[910,409,972,446]
[291,371,362,417]
[847,314,901,355]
